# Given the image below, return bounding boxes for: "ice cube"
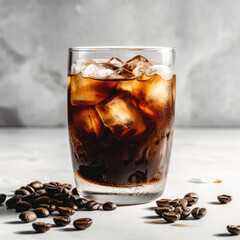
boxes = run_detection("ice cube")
[70,73,118,106]
[133,74,173,116]
[71,60,96,75]
[123,55,149,74]
[95,91,145,136]
[146,64,173,80]
[73,108,104,137]
[116,80,133,94]
[108,57,124,67]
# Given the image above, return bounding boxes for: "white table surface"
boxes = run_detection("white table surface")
[0,127,240,240]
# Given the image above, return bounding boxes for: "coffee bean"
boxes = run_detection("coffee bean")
[103,202,117,211]
[73,218,93,230]
[184,192,199,206]
[54,193,72,202]
[6,195,22,208]
[72,187,78,195]
[43,183,52,188]
[45,186,62,195]
[19,211,37,223]
[49,181,58,186]
[30,181,43,190]
[162,212,181,223]
[51,199,64,207]
[217,194,232,204]
[63,202,78,211]
[174,206,191,219]
[75,198,88,209]
[22,192,38,204]
[61,188,70,194]
[170,198,188,207]
[21,186,35,194]
[34,208,50,218]
[15,201,31,212]
[15,189,30,196]
[86,200,100,211]
[155,206,173,217]
[227,225,240,235]
[53,216,71,226]
[156,199,172,207]
[38,204,56,213]
[0,194,6,204]
[58,207,75,216]
[191,207,207,219]
[61,184,72,190]
[33,196,51,207]
[36,189,47,195]
[32,222,51,233]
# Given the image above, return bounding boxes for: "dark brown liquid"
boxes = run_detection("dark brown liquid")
[68,72,175,187]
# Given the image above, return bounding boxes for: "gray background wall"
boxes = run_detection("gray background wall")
[0,0,240,127]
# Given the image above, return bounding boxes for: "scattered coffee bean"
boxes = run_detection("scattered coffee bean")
[38,204,56,213]
[21,186,35,194]
[61,184,72,190]
[103,202,117,211]
[58,206,75,216]
[36,189,46,195]
[75,198,88,209]
[156,199,172,207]
[19,211,37,223]
[51,199,64,207]
[15,201,31,212]
[34,208,50,218]
[86,200,100,211]
[162,212,181,223]
[155,206,173,217]
[174,206,191,219]
[73,218,93,230]
[32,222,51,233]
[53,216,71,226]
[170,198,188,207]
[30,181,43,190]
[33,196,52,207]
[54,193,72,202]
[227,225,240,235]
[6,195,22,209]
[63,202,78,211]
[45,186,62,196]
[49,181,58,186]
[22,192,38,204]
[15,189,30,196]
[191,207,207,219]
[184,192,199,206]
[217,194,232,204]
[72,187,78,195]
[0,194,6,204]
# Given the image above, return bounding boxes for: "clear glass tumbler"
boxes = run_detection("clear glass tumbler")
[67,47,176,204]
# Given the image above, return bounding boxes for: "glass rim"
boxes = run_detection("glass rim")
[69,46,176,53]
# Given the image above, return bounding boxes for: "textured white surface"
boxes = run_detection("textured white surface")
[0,127,240,239]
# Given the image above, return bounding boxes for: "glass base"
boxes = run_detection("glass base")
[74,174,165,205]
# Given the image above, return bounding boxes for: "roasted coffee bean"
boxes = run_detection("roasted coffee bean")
[61,188,70,194]
[54,193,72,202]
[53,216,71,226]
[49,181,58,186]
[156,199,172,207]
[0,194,6,204]
[103,202,117,211]
[174,206,191,219]
[72,187,78,195]
[43,183,52,188]
[61,184,72,190]
[38,204,56,213]
[155,206,173,217]
[217,194,232,204]
[15,189,30,196]
[32,222,51,233]
[75,198,88,209]
[63,202,78,211]
[162,212,181,223]
[21,186,35,194]
[45,186,62,195]
[15,201,31,212]
[191,207,207,219]
[184,192,199,206]
[227,225,240,235]
[22,192,38,204]
[34,208,50,218]
[6,195,22,209]
[33,196,51,207]
[30,181,43,190]
[19,211,37,223]
[73,218,93,230]
[86,200,100,211]
[52,199,64,207]
[58,206,75,216]
[170,198,188,207]
[36,189,47,195]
